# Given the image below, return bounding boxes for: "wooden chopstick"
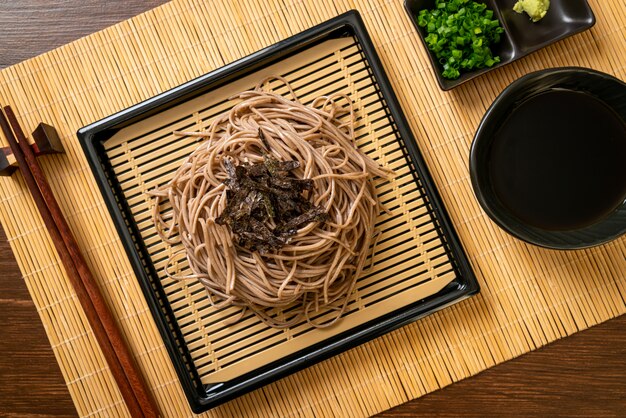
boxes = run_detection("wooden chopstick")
[0,106,159,418]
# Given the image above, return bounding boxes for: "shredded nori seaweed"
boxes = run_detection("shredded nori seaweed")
[216,154,328,252]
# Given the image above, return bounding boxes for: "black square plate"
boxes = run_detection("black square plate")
[78,11,478,413]
[405,0,596,90]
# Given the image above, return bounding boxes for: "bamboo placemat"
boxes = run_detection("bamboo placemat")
[0,0,624,417]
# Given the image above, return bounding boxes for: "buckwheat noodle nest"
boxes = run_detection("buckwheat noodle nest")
[151,78,394,328]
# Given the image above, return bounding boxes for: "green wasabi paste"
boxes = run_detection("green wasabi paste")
[513,0,550,22]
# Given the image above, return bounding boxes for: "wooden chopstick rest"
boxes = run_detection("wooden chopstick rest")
[0,147,17,176]
[32,122,64,155]
[0,122,64,176]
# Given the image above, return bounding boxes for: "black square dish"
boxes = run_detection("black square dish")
[78,11,478,413]
[405,0,596,90]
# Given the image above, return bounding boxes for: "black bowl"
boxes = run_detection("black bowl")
[404,0,596,90]
[470,67,626,249]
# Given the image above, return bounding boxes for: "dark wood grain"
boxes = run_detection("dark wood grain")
[0,0,168,69]
[0,2,624,417]
[0,224,77,418]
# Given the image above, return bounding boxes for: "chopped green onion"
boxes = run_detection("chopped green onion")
[417,0,504,80]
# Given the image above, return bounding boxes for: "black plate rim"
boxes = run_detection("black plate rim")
[78,10,479,413]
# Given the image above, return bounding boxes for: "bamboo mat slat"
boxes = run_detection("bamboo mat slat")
[0,0,625,417]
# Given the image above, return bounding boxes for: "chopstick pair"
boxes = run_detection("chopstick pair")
[0,106,159,418]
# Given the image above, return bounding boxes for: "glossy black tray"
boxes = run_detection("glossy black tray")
[78,10,478,413]
[405,0,596,90]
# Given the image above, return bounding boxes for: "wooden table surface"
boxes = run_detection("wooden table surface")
[0,1,624,417]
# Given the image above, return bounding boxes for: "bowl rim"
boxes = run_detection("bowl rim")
[469,66,626,250]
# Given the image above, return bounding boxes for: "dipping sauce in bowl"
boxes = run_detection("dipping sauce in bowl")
[470,67,626,249]
[489,89,626,231]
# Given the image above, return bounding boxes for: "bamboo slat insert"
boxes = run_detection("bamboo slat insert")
[0,0,624,417]
[105,37,456,383]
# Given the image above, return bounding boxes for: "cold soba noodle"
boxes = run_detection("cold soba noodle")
[151,78,393,328]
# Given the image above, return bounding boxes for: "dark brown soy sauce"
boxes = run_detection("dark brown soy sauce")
[489,89,626,231]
